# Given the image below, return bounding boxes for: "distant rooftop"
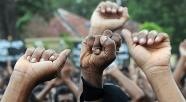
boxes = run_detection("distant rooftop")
[48,8,90,37]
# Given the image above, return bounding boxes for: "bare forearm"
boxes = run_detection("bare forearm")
[81,70,103,102]
[111,69,145,101]
[173,56,186,86]
[145,66,185,102]
[64,79,79,98]
[81,70,103,88]
[36,82,54,101]
[1,71,35,102]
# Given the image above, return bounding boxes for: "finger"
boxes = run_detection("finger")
[138,30,148,45]
[100,36,116,57]
[147,30,158,45]
[92,35,101,55]
[121,7,129,20]
[102,30,113,38]
[99,2,106,13]
[81,35,95,53]
[155,32,169,43]
[132,32,139,43]
[105,1,113,13]
[30,47,45,63]
[121,29,133,48]
[110,2,118,14]
[117,6,123,14]
[111,33,122,51]
[49,53,59,62]
[24,47,35,60]
[52,49,71,71]
[40,49,55,61]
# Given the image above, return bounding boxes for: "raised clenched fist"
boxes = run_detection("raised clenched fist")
[179,40,186,57]
[14,47,71,84]
[121,29,171,72]
[80,30,121,75]
[90,1,129,35]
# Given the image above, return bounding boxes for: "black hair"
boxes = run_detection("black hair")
[54,85,76,102]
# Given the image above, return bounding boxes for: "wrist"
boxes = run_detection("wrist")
[143,66,170,76]
[2,71,36,102]
[11,70,36,91]
[142,64,169,74]
[143,66,185,102]
[81,69,103,88]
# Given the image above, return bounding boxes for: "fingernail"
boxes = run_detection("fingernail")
[26,56,31,60]
[155,37,161,42]
[140,38,145,44]
[50,56,55,60]
[100,36,108,42]
[101,9,105,13]
[133,37,138,42]
[118,7,123,12]
[148,39,153,45]
[107,7,111,12]
[112,9,116,13]
[31,58,37,63]
[93,48,101,55]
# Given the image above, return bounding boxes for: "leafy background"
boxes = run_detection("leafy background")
[16,0,186,53]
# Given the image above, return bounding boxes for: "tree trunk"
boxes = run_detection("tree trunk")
[0,0,17,40]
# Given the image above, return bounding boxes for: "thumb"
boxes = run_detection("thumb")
[53,49,71,71]
[121,29,133,47]
[100,35,116,58]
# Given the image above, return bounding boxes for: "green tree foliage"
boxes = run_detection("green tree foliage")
[16,0,186,52]
[16,0,101,31]
[53,0,101,19]
[127,0,186,53]
[140,22,164,32]
[16,0,56,30]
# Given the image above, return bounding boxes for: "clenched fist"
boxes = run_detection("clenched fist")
[90,1,129,35]
[121,29,171,72]
[80,30,121,86]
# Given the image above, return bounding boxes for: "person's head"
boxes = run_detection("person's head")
[54,86,75,102]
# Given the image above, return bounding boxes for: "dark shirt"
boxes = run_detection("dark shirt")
[80,77,129,102]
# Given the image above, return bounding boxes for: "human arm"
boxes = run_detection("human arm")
[36,79,61,101]
[80,30,121,101]
[174,40,186,87]
[1,48,71,102]
[60,61,79,98]
[63,78,79,98]
[104,67,145,102]
[121,29,185,102]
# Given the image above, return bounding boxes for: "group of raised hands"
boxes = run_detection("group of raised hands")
[1,1,186,102]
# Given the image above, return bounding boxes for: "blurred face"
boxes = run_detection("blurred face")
[57,93,74,102]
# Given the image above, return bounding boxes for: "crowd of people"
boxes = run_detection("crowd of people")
[0,1,186,102]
